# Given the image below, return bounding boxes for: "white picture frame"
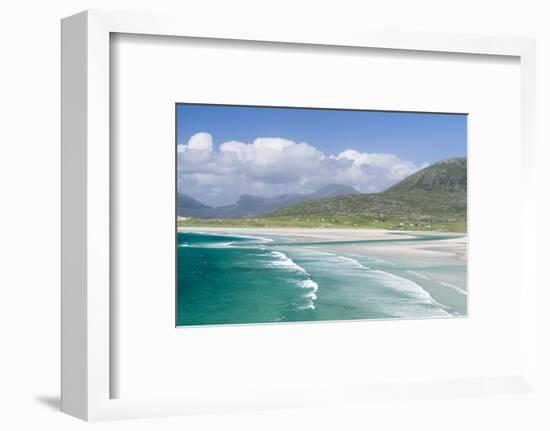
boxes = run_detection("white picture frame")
[61,9,538,421]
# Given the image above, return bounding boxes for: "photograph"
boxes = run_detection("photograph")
[176,103,467,326]
[1,1,541,427]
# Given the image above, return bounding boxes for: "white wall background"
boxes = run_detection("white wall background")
[0,0,548,430]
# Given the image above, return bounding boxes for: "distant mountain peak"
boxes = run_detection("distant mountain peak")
[308,184,360,200]
[178,193,211,209]
[177,184,361,218]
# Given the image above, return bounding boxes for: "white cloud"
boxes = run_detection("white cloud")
[177,132,427,206]
[184,132,213,151]
[335,150,423,181]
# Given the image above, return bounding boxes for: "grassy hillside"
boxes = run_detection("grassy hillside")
[255,192,465,230]
[257,158,467,231]
[385,157,467,193]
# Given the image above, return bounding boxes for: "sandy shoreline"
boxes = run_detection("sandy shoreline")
[178,226,467,261]
[178,226,400,240]
[177,226,462,241]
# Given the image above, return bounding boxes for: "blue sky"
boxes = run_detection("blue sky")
[177,104,467,166]
[176,103,467,206]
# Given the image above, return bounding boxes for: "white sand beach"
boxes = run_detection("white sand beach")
[178,226,467,261]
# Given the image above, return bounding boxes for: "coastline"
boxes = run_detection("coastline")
[177,226,467,260]
[178,226,468,316]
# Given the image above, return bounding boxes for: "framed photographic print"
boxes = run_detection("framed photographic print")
[176,104,468,326]
[61,10,538,421]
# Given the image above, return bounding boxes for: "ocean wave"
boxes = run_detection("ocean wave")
[266,251,310,275]
[293,250,370,270]
[335,255,370,270]
[203,242,234,248]
[406,270,430,280]
[229,234,274,243]
[265,251,320,310]
[438,281,467,295]
[365,256,396,266]
[298,251,451,316]
[269,249,452,317]
[298,279,319,300]
[179,230,274,244]
[406,271,467,296]
[368,269,451,316]
[300,250,336,256]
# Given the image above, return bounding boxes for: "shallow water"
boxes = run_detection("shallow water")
[176,231,467,326]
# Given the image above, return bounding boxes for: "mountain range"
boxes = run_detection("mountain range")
[178,157,467,229]
[177,184,360,218]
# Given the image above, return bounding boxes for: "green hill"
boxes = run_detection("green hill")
[385,157,467,194]
[260,158,467,231]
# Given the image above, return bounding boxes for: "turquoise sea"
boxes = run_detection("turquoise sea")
[176,231,467,326]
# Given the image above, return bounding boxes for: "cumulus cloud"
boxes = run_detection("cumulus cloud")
[178,132,427,206]
[335,150,427,181]
[185,132,213,151]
